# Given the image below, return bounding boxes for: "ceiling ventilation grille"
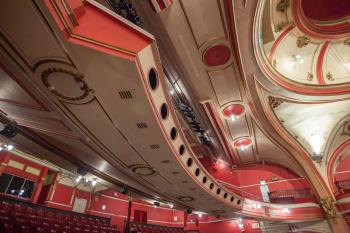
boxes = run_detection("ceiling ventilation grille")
[150,144,160,149]
[118,90,132,99]
[136,123,148,128]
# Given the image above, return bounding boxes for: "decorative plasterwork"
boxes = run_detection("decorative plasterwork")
[320,198,337,219]
[296,36,310,48]
[271,97,350,157]
[129,164,158,177]
[276,0,289,13]
[199,38,233,71]
[41,66,94,103]
[255,0,350,94]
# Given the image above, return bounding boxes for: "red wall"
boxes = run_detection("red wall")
[0,151,48,203]
[0,152,267,232]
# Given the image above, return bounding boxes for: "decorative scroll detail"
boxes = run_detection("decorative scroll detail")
[274,21,288,32]
[129,164,158,176]
[326,72,334,81]
[344,38,350,46]
[306,72,313,81]
[269,96,283,109]
[320,198,337,219]
[341,121,350,135]
[297,36,310,48]
[276,0,290,12]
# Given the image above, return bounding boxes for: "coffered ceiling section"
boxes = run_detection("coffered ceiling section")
[133,0,301,170]
[255,0,350,94]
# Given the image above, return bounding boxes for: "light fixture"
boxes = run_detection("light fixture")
[282,207,290,214]
[169,204,174,209]
[252,203,262,209]
[170,90,174,95]
[92,179,97,186]
[233,137,252,150]
[198,213,202,218]
[154,201,160,208]
[222,103,245,122]
[102,205,106,210]
[85,178,90,183]
[0,142,14,151]
[288,54,304,66]
[76,176,82,182]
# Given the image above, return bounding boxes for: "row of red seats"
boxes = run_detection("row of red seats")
[129,222,185,233]
[0,199,118,233]
[1,201,110,226]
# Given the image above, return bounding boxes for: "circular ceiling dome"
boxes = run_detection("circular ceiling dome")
[233,137,252,148]
[203,44,231,67]
[222,103,245,120]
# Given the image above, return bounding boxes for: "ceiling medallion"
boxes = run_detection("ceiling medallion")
[177,196,195,202]
[129,164,158,176]
[233,137,252,150]
[36,61,94,104]
[203,44,231,67]
[221,102,245,122]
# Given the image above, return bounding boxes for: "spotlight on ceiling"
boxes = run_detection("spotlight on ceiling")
[91,179,97,186]
[75,176,82,183]
[154,201,160,208]
[0,119,17,139]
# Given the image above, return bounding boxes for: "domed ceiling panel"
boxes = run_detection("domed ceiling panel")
[255,0,350,94]
[272,98,350,156]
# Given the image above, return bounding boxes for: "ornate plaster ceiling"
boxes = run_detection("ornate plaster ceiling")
[255,0,350,94]
[270,96,350,157]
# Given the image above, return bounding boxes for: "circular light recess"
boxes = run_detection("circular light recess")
[233,137,252,151]
[222,103,245,122]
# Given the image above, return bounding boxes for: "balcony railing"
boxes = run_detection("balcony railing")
[269,189,313,199]
[336,179,350,192]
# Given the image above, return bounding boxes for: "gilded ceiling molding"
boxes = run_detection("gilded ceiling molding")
[268,96,283,109]
[296,35,310,48]
[320,197,337,219]
[276,0,289,13]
